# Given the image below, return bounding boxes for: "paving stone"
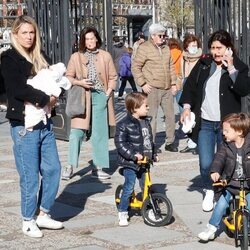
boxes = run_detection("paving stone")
[154,241,236,250]
[1,192,20,202]
[89,195,115,206]
[64,215,117,229]
[92,224,186,247]
[69,246,107,250]
[0,167,16,173]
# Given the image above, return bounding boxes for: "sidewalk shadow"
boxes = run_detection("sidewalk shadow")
[187,175,204,195]
[155,131,165,152]
[51,164,112,222]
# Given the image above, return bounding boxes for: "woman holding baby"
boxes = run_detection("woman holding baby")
[1,15,63,238]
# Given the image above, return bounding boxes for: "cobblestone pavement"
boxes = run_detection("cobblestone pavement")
[0,100,236,249]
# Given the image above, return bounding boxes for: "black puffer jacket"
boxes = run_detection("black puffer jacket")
[114,113,156,171]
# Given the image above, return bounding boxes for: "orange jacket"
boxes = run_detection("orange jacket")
[170,48,182,77]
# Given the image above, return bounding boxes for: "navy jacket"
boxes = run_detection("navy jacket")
[1,48,50,124]
[179,54,250,143]
[119,52,132,77]
[114,113,156,171]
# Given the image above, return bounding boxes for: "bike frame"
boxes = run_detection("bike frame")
[221,179,250,247]
[115,158,153,209]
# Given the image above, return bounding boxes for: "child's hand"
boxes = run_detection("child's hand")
[211,172,220,182]
[135,153,143,161]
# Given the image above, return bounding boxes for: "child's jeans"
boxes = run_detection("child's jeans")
[118,168,144,212]
[209,189,250,228]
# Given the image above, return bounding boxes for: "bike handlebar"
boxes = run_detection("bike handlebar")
[212,177,250,187]
[137,156,153,165]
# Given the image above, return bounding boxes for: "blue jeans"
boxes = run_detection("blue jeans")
[209,190,250,227]
[119,168,144,212]
[10,119,61,220]
[198,119,223,189]
[175,90,183,113]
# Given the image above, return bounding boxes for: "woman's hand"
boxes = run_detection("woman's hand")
[49,95,57,108]
[180,108,191,124]
[105,88,113,98]
[211,172,220,183]
[78,78,94,89]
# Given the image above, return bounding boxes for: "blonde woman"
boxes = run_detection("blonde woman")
[1,15,63,238]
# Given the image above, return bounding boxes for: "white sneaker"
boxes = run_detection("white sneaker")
[198,223,217,241]
[22,219,43,238]
[36,214,63,229]
[91,169,111,180]
[202,189,214,212]
[118,212,129,227]
[61,165,73,180]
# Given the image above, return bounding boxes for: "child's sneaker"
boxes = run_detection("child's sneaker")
[198,224,217,241]
[22,219,43,238]
[36,214,63,229]
[118,212,129,227]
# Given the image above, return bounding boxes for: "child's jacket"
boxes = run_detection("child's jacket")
[210,133,250,197]
[114,113,156,171]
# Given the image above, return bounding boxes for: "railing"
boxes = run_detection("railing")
[194,0,250,66]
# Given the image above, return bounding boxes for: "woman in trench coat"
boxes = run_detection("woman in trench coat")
[62,27,117,180]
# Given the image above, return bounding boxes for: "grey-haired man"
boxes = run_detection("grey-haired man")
[132,23,179,152]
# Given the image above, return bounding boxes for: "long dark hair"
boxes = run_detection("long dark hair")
[208,30,236,54]
[78,27,102,52]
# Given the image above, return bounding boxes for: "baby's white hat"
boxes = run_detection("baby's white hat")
[50,62,66,77]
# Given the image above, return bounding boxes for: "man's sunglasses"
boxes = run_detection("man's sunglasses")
[156,34,166,39]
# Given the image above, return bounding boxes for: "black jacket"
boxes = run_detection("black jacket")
[179,54,250,143]
[114,113,156,171]
[1,48,50,124]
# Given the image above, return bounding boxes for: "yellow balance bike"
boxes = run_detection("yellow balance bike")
[115,157,173,227]
[213,177,250,250]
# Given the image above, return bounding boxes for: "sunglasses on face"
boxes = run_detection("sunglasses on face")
[156,34,166,39]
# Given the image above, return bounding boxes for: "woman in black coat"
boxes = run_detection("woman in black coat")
[179,30,250,212]
[1,15,63,238]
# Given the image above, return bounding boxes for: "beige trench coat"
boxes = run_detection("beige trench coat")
[66,50,117,130]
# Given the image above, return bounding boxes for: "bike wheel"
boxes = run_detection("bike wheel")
[240,215,249,250]
[115,185,123,208]
[141,193,173,227]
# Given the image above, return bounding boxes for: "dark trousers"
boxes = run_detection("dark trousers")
[118,76,137,97]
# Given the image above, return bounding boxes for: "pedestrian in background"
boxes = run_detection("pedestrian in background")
[132,34,145,60]
[112,36,127,94]
[118,47,137,100]
[1,15,63,238]
[179,30,250,212]
[115,92,158,226]
[168,38,182,80]
[62,27,117,180]
[132,23,180,152]
[179,34,202,155]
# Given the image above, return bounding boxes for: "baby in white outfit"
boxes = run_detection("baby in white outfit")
[25,62,71,130]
